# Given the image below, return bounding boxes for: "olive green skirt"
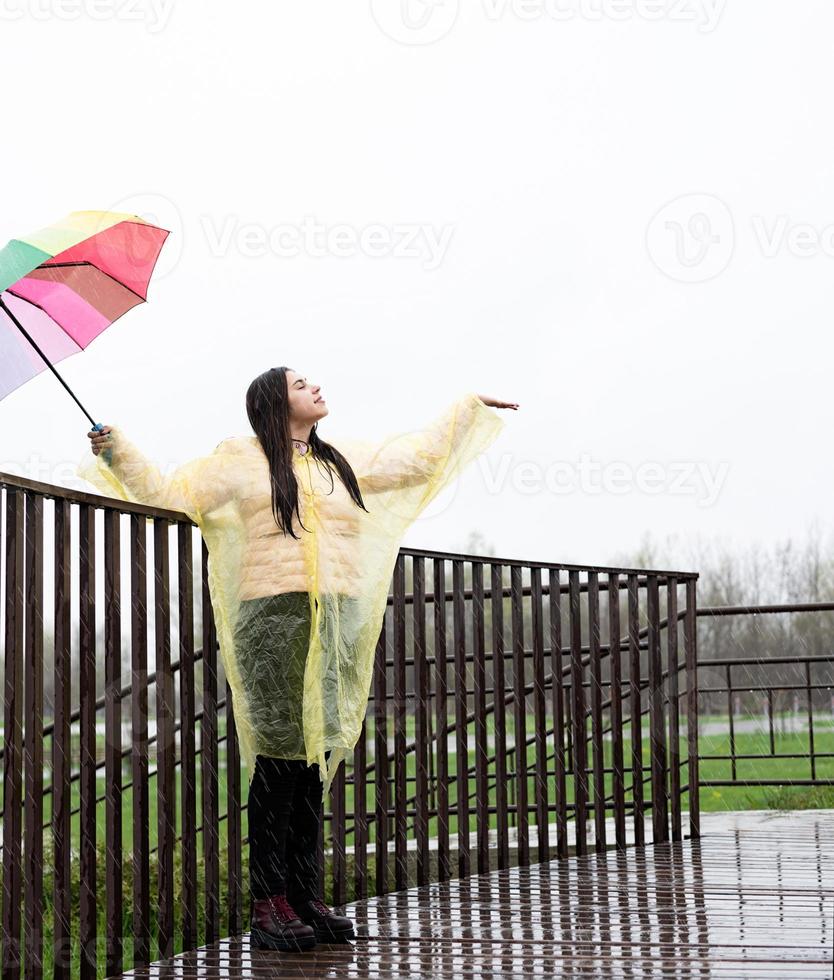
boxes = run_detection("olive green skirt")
[232,591,315,759]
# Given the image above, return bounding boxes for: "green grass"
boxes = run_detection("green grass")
[26,720,833,848]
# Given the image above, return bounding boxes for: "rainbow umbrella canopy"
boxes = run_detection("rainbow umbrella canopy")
[0,210,169,426]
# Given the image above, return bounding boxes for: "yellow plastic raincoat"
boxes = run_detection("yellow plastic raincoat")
[76,391,505,794]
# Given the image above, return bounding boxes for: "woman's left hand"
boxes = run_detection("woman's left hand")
[477,394,519,410]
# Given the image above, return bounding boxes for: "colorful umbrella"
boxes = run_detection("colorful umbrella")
[0,210,169,436]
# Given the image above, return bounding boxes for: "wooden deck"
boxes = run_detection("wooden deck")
[113,811,834,979]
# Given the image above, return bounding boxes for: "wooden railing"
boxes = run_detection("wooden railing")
[0,473,699,978]
[694,602,834,791]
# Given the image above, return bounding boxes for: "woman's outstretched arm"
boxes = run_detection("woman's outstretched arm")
[78,425,238,524]
[351,391,514,496]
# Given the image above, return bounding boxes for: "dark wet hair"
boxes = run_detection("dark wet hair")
[245,366,369,538]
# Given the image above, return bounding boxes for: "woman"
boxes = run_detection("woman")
[80,367,517,953]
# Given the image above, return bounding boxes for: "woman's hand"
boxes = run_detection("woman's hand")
[87,425,113,456]
[477,394,519,410]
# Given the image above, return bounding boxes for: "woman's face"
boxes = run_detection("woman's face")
[286,369,329,424]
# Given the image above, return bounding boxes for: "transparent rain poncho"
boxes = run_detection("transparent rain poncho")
[76,391,505,794]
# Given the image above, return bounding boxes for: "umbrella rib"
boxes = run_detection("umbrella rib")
[4,288,75,327]
[37,259,147,302]
[0,296,96,427]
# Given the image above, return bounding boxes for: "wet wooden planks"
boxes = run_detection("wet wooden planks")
[112,811,834,979]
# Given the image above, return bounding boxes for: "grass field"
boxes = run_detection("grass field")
[25,718,833,847]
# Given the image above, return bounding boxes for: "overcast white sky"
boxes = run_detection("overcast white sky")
[0,0,830,573]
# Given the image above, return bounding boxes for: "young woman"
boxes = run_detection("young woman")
[81,366,517,953]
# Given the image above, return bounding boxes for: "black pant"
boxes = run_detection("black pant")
[248,753,327,903]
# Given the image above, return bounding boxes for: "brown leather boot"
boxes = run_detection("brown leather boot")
[292,896,355,942]
[250,894,317,952]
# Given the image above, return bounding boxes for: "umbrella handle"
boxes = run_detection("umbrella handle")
[92,422,113,466]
